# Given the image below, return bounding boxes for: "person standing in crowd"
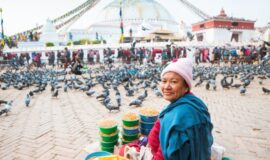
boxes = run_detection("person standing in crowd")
[203,48,210,63]
[79,49,84,64]
[96,50,100,64]
[26,52,30,65]
[138,48,144,65]
[213,46,220,64]
[161,49,168,66]
[222,47,230,64]
[182,47,187,58]
[148,58,213,160]
[34,53,41,67]
[172,46,176,59]
[87,49,94,65]
[194,47,201,65]
[230,48,238,64]
[259,44,267,61]
[250,46,258,63]
[64,47,71,68]
[57,50,61,67]
[19,54,24,66]
[166,44,172,60]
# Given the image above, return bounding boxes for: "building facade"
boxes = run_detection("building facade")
[192,9,255,43]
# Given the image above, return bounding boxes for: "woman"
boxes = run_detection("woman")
[148,58,213,160]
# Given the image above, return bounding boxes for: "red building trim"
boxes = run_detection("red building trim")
[192,8,255,32]
[192,19,255,31]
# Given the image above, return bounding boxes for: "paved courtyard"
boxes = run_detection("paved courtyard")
[0,73,270,160]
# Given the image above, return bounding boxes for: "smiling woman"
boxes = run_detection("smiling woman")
[161,72,189,102]
[147,58,213,160]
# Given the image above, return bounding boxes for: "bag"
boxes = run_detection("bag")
[139,146,153,160]
[211,143,226,160]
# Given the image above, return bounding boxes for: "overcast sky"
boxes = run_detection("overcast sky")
[0,0,269,35]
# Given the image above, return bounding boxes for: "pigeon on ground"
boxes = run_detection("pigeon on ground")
[25,94,31,107]
[86,90,95,96]
[240,86,246,95]
[129,99,142,107]
[0,101,13,116]
[52,89,58,98]
[262,87,270,94]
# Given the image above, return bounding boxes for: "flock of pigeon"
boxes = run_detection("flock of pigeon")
[0,63,163,115]
[0,62,270,117]
[193,63,270,95]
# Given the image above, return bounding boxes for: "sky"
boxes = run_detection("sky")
[0,0,270,35]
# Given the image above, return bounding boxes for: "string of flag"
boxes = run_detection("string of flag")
[119,1,124,43]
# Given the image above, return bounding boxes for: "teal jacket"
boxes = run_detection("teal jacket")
[159,94,213,160]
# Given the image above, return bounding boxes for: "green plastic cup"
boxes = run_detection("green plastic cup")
[100,140,118,148]
[99,125,118,134]
[122,133,139,141]
[100,131,119,142]
[122,119,139,127]
[101,146,114,153]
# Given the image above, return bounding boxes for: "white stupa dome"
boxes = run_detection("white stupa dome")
[97,0,176,23]
[64,0,179,43]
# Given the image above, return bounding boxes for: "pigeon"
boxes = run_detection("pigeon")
[262,87,270,94]
[0,101,13,116]
[51,86,55,92]
[52,89,58,98]
[138,90,147,100]
[213,85,217,91]
[96,90,109,100]
[153,88,163,97]
[258,76,267,80]
[64,83,68,92]
[29,91,34,97]
[105,102,120,112]
[231,84,242,88]
[221,78,230,89]
[126,89,134,97]
[240,86,246,95]
[103,97,111,105]
[25,94,31,107]
[115,92,121,106]
[129,99,142,107]
[206,81,210,90]
[86,90,95,96]
[195,79,203,87]
[0,100,8,105]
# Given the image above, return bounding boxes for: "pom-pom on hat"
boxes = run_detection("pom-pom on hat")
[161,58,193,89]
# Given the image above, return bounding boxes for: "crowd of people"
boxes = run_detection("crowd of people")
[0,43,269,71]
[193,44,268,65]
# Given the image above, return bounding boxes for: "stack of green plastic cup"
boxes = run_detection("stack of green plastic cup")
[121,112,140,144]
[98,119,119,153]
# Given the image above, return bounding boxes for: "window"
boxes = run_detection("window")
[232,22,238,26]
[200,24,205,28]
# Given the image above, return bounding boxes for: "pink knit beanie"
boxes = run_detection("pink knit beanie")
[161,58,193,89]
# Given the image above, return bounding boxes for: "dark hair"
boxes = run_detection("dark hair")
[183,79,190,92]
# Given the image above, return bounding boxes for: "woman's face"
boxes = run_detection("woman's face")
[161,72,189,102]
